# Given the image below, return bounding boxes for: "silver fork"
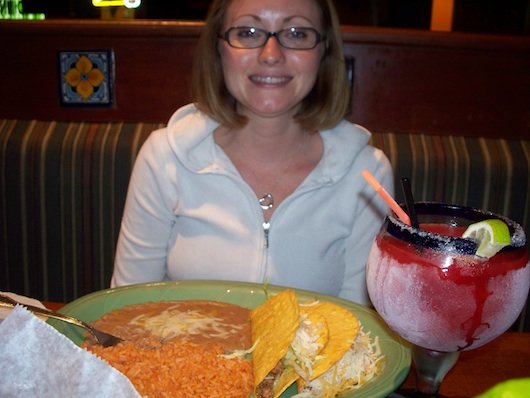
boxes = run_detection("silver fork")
[0,294,123,347]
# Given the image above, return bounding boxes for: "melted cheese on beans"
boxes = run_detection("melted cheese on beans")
[129,307,246,340]
[90,300,251,351]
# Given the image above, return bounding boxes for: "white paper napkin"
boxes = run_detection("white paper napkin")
[0,305,142,398]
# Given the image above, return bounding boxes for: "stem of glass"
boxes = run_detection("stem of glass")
[412,345,460,396]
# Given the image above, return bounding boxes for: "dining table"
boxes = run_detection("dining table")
[399,331,530,397]
[43,301,529,397]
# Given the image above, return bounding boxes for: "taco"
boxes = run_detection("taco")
[295,327,384,397]
[295,302,383,397]
[251,292,383,398]
[251,289,300,398]
[251,290,331,398]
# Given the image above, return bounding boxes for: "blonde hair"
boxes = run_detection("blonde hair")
[191,0,350,131]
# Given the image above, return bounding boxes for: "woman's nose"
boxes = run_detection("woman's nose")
[258,35,285,64]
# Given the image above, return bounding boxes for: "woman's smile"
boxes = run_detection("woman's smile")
[249,74,293,85]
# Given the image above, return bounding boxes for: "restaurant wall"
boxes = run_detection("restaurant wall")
[0,20,529,138]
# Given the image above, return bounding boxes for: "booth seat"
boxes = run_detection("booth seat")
[1,118,529,331]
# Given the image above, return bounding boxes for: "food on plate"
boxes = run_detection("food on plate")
[301,301,360,379]
[82,292,383,398]
[256,303,333,397]
[295,327,383,397]
[250,290,384,398]
[287,306,329,380]
[251,289,301,397]
[88,300,251,351]
[87,338,253,398]
[84,300,253,398]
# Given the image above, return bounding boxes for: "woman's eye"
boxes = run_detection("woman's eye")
[285,29,309,40]
[238,28,261,38]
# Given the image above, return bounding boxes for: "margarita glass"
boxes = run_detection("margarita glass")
[366,202,530,396]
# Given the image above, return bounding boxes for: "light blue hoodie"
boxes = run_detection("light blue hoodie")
[112,104,393,305]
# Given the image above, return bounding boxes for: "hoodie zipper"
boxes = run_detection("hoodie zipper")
[263,221,271,248]
[208,153,332,281]
[259,174,332,250]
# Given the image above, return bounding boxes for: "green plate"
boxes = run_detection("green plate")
[51,280,411,398]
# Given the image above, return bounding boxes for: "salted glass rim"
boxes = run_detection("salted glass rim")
[385,201,527,254]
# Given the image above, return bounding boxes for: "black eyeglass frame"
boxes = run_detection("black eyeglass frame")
[221,26,326,50]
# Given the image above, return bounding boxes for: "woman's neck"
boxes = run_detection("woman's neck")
[216,119,309,163]
[214,118,323,219]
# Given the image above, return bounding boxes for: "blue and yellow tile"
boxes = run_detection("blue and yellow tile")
[59,50,114,105]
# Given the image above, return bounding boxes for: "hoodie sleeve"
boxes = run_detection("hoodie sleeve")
[339,147,394,305]
[111,128,178,287]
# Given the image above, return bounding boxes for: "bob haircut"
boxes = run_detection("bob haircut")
[191,0,350,132]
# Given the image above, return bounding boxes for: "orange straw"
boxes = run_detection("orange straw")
[362,170,411,226]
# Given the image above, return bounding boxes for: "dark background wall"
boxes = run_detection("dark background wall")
[20,0,530,35]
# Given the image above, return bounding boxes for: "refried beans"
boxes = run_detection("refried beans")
[89,300,251,351]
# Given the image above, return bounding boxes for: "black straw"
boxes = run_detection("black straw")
[400,177,419,228]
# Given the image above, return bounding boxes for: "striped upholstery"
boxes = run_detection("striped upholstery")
[0,120,163,301]
[1,119,529,331]
[371,133,530,230]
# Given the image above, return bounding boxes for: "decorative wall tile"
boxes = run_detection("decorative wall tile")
[59,50,115,106]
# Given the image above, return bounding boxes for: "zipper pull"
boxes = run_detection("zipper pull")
[262,221,270,248]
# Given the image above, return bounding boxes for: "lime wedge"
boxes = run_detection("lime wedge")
[476,378,530,398]
[462,219,511,258]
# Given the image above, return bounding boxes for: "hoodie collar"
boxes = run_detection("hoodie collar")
[165,104,371,184]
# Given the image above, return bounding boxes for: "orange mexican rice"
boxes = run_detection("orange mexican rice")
[86,338,253,398]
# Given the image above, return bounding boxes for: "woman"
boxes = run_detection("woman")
[111,0,393,305]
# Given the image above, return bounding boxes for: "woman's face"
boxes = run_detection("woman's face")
[219,0,325,122]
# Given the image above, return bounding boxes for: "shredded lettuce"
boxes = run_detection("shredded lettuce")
[284,312,327,380]
[292,328,384,398]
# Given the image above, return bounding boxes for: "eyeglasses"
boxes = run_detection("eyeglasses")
[221,26,325,50]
